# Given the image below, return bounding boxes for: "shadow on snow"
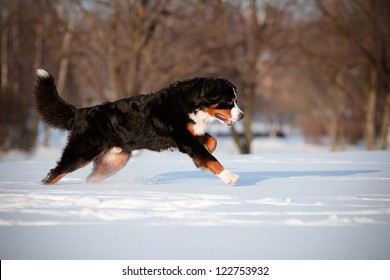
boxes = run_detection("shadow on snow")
[151,170,378,186]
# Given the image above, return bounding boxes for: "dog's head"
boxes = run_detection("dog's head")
[190,77,244,127]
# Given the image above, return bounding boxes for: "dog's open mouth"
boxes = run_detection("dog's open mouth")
[215,113,233,126]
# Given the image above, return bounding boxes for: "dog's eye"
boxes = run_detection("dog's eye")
[215,100,235,109]
[226,100,234,107]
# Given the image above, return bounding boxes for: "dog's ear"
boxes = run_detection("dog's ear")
[191,78,208,95]
[182,77,235,108]
[199,78,226,104]
[184,78,217,107]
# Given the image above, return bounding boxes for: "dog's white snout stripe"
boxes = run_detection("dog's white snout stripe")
[231,103,244,121]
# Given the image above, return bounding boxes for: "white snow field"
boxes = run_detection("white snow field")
[0,137,390,260]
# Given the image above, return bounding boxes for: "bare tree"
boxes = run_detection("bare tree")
[0,0,43,152]
[2,0,388,154]
[316,0,390,150]
[228,1,294,153]
[293,15,353,151]
[75,0,170,100]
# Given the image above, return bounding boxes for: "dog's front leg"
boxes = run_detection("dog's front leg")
[187,122,217,154]
[216,169,240,184]
[198,133,217,153]
[189,146,239,184]
[193,155,239,184]
[177,132,239,184]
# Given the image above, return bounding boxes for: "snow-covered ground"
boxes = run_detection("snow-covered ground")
[0,136,389,260]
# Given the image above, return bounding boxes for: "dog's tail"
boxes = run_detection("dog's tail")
[34,69,77,130]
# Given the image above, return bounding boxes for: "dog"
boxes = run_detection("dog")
[34,69,244,185]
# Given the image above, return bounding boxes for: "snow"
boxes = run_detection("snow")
[0,136,390,260]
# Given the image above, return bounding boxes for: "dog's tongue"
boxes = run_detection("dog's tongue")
[216,113,233,126]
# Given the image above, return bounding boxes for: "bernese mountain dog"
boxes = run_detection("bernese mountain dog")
[34,69,244,185]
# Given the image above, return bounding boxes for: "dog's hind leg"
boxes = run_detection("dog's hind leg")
[86,147,130,183]
[42,157,92,185]
[42,160,91,185]
[41,138,100,185]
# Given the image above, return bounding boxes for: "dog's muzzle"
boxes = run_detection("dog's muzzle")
[231,104,244,122]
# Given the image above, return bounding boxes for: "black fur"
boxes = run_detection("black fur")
[34,70,242,184]
[35,73,76,130]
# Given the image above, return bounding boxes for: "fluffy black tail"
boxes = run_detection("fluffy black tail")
[34,69,76,130]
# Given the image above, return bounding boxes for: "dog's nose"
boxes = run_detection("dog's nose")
[238,112,244,121]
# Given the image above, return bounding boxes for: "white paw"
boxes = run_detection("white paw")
[217,169,239,184]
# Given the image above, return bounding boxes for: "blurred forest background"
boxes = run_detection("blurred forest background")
[0,0,389,155]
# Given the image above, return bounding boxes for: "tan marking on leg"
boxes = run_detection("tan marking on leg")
[187,122,197,136]
[201,135,217,153]
[42,173,67,185]
[193,157,224,175]
[187,122,217,153]
[87,148,129,183]
[207,160,225,175]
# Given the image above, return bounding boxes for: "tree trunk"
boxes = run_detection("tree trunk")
[328,72,346,151]
[242,98,254,154]
[380,91,390,150]
[128,50,142,96]
[231,84,255,154]
[31,18,44,148]
[230,0,259,154]
[329,110,338,152]
[0,10,7,150]
[231,126,249,154]
[365,69,377,150]
[107,43,126,99]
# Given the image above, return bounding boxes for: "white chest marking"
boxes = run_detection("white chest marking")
[189,110,214,136]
